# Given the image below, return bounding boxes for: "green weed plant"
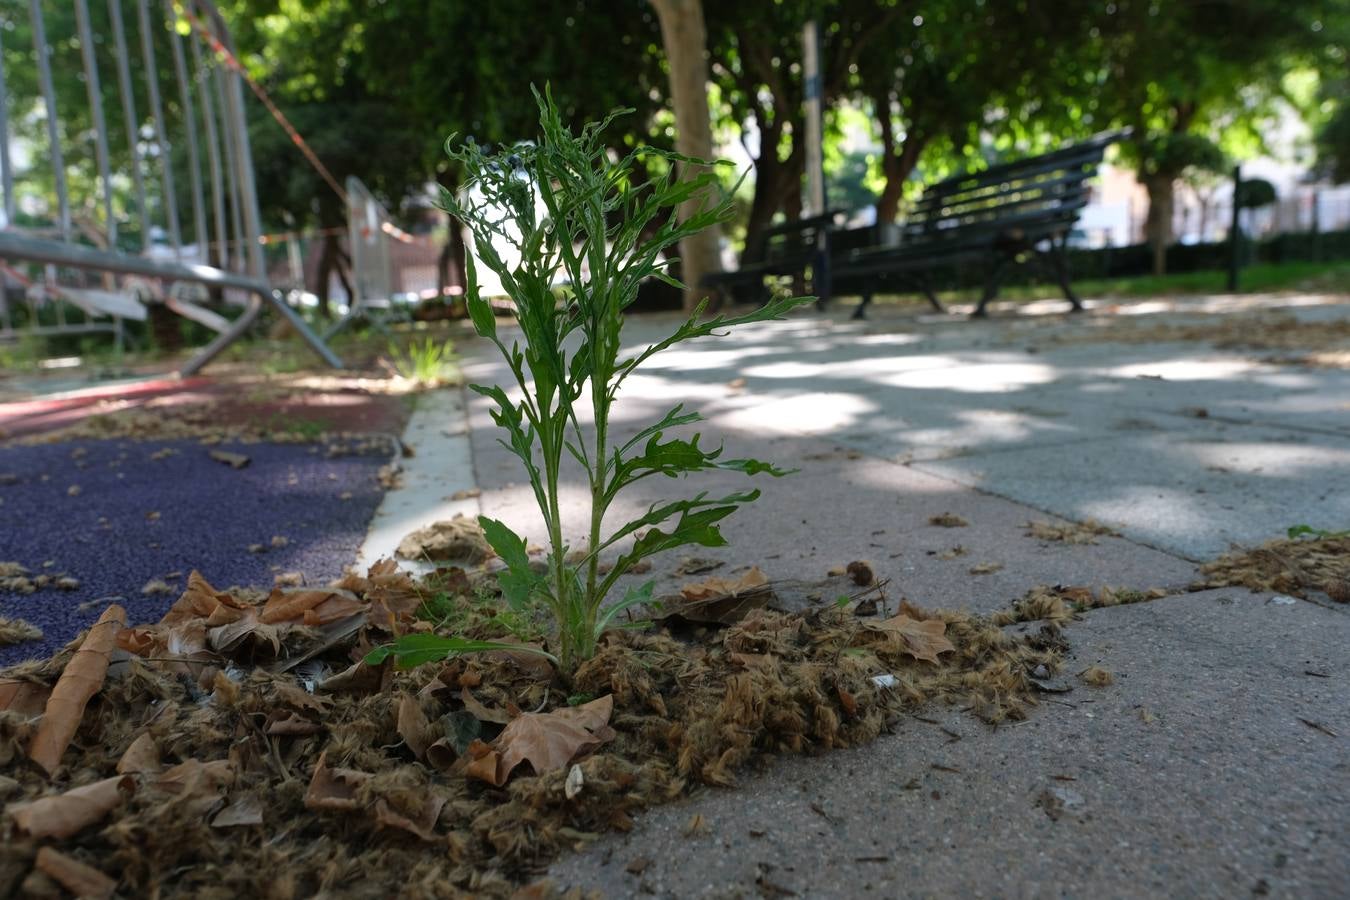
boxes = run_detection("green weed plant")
[370,88,809,675]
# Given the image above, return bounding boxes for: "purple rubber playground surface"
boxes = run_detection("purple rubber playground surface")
[0,438,390,667]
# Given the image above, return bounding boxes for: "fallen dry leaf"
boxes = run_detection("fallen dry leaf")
[461,686,514,725]
[303,751,364,811]
[0,679,52,717]
[28,604,126,774]
[397,692,433,759]
[161,572,246,627]
[116,733,161,775]
[469,695,615,787]
[208,449,251,469]
[861,614,956,664]
[1079,666,1114,686]
[660,567,772,626]
[968,562,1003,575]
[211,794,265,828]
[260,586,364,625]
[34,846,116,899]
[7,775,136,839]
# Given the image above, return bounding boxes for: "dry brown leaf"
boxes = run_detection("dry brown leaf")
[0,679,51,717]
[660,566,773,626]
[161,572,246,627]
[208,449,251,469]
[116,733,161,775]
[28,604,126,774]
[373,794,447,842]
[861,614,956,664]
[260,586,363,625]
[7,775,136,839]
[211,794,265,828]
[34,847,116,900]
[303,751,364,811]
[154,759,234,797]
[397,692,433,759]
[968,562,1004,575]
[461,686,514,725]
[483,643,557,680]
[470,695,615,787]
[207,608,281,655]
[265,712,324,736]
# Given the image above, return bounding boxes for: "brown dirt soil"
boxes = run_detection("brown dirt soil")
[1197,535,1350,601]
[0,563,1074,898]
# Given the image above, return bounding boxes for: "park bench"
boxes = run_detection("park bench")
[829,131,1126,319]
[701,211,837,306]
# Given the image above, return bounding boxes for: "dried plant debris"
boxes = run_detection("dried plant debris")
[1197,535,1350,601]
[1079,666,1114,687]
[991,585,1169,626]
[1040,309,1350,369]
[1024,519,1119,545]
[12,403,399,454]
[928,513,969,528]
[0,618,43,646]
[0,564,1066,897]
[396,515,493,564]
[1,562,82,596]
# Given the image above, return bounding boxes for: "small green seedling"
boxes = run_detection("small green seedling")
[369,88,809,675]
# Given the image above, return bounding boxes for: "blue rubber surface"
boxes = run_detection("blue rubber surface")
[0,438,389,666]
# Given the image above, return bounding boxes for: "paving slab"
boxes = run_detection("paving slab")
[546,589,1350,899]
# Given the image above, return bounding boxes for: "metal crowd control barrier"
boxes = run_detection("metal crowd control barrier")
[324,175,408,339]
[0,0,340,375]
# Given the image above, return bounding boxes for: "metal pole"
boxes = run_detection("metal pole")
[108,0,152,251]
[30,0,72,242]
[189,24,228,267]
[1226,164,1241,292]
[75,0,119,249]
[213,65,244,268]
[0,26,16,225]
[167,0,209,256]
[137,0,184,255]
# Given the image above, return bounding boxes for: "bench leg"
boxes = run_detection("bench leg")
[1042,235,1083,312]
[972,258,1009,318]
[851,292,872,320]
[919,276,945,313]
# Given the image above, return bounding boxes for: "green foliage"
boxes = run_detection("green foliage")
[1236,178,1278,210]
[438,88,810,673]
[1287,524,1350,540]
[389,336,456,385]
[1140,133,1228,180]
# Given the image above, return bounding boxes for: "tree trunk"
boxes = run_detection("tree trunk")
[1143,174,1175,276]
[651,0,722,312]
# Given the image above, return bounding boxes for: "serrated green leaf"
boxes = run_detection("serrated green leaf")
[479,516,543,611]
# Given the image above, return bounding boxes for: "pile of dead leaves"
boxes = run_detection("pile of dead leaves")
[1,561,1068,898]
[1197,535,1350,602]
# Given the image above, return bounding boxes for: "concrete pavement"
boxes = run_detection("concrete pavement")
[447,291,1349,898]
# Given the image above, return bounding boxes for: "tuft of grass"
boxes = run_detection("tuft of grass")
[388,336,456,385]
